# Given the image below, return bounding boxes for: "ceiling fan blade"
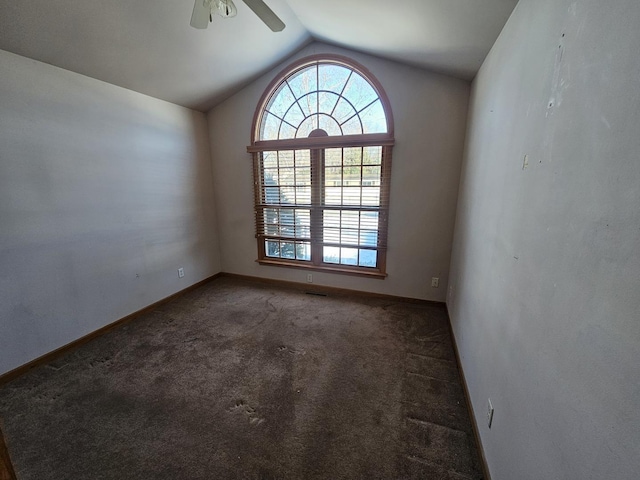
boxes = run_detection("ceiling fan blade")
[241,0,286,32]
[190,0,210,29]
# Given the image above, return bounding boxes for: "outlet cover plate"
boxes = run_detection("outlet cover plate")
[487,398,494,428]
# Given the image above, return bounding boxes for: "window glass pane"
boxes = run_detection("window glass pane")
[359,230,378,247]
[323,246,340,264]
[343,166,362,186]
[295,167,311,184]
[298,92,318,118]
[318,114,342,136]
[342,187,362,205]
[363,146,382,165]
[342,73,379,111]
[341,116,362,135]
[287,66,317,99]
[318,64,351,93]
[262,151,278,169]
[264,187,281,204]
[325,187,342,205]
[325,148,342,167]
[362,166,381,186]
[343,147,362,166]
[318,91,340,115]
[279,123,296,139]
[279,209,295,236]
[296,243,311,261]
[359,249,377,267]
[360,212,379,230]
[324,211,340,228]
[296,210,311,238]
[278,151,295,168]
[341,229,359,245]
[283,103,305,130]
[325,167,342,186]
[260,112,281,141]
[295,187,311,205]
[340,248,359,266]
[266,83,296,119]
[296,116,318,138]
[279,168,295,186]
[280,188,295,204]
[263,168,278,184]
[323,228,340,244]
[341,211,359,229]
[264,208,279,236]
[361,187,381,206]
[281,242,296,259]
[266,241,279,257]
[332,97,357,124]
[360,100,387,133]
[294,150,310,168]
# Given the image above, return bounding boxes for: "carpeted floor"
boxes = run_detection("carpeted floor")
[0,276,482,479]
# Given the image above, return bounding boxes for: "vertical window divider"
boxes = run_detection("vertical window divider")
[310,146,323,266]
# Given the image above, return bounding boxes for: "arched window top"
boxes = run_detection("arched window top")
[253,55,394,143]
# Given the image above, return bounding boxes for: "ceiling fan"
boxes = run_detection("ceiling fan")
[190,0,286,32]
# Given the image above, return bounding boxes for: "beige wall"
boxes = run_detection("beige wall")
[449,0,640,478]
[0,50,221,376]
[208,42,469,300]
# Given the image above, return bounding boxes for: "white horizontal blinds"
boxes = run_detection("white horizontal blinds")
[255,145,388,269]
[320,146,387,269]
[256,150,312,262]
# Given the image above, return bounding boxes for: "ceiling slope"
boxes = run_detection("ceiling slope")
[0,0,311,111]
[287,0,519,80]
[0,0,518,111]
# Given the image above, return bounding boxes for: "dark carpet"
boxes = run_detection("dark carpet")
[0,276,482,479]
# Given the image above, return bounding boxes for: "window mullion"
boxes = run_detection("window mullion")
[310,147,323,266]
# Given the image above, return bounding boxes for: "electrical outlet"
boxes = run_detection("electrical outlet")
[178,268,185,278]
[431,277,439,288]
[307,273,313,283]
[487,399,494,428]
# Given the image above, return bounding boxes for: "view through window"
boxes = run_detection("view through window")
[249,56,394,277]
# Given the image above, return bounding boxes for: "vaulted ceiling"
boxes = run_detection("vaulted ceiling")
[0,0,518,112]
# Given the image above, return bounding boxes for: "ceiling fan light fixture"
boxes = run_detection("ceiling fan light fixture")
[215,0,237,18]
[190,0,285,31]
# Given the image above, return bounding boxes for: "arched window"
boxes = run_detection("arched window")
[248,55,394,277]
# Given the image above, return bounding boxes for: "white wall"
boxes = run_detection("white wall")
[208,42,469,301]
[448,1,640,479]
[0,50,221,376]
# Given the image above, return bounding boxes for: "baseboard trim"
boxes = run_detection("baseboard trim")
[0,273,223,386]
[219,272,445,306]
[1,271,443,385]
[445,305,492,480]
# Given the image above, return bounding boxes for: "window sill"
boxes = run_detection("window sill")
[256,259,387,279]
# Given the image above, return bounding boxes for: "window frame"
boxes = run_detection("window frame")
[248,54,395,278]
